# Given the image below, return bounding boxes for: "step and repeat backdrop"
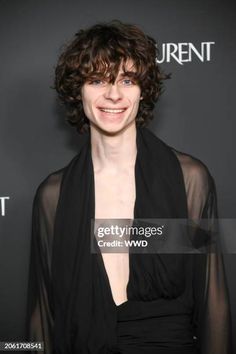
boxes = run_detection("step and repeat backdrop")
[0,0,236,351]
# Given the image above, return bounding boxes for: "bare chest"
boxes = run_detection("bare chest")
[94,169,136,219]
[94,169,135,305]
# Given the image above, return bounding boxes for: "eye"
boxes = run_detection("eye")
[121,78,134,86]
[89,79,105,86]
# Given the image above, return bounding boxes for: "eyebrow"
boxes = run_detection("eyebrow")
[120,70,135,75]
[85,70,138,83]
[118,71,137,78]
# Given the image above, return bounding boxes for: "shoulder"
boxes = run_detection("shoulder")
[172,149,216,218]
[34,134,90,206]
[141,128,215,196]
[173,149,213,193]
[34,168,65,213]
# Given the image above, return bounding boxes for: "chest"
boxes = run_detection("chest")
[94,168,135,305]
[94,169,136,219]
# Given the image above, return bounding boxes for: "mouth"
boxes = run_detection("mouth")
[98,107,127,114]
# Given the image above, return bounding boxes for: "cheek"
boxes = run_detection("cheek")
[81,88,100,110]
[125,87,140,102]
[131,92,142,109]
[81,91,94,116]
[133,100,141,114]
[81,98,89,113]
[80,99,93,122]
[131,88,142,104]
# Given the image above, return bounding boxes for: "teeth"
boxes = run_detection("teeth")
[100,108,125,113]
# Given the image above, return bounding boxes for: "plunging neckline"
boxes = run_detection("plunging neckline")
[97,249,131,308]
[90,132,139,308]
[93,205,137,308]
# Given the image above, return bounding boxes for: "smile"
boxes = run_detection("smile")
[98,108,127,113]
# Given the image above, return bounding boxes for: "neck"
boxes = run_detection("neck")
[90,124,137,173]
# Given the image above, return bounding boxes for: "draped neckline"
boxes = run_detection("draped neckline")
[52,126,188,353]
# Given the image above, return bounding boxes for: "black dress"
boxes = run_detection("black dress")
[27,128,232,354]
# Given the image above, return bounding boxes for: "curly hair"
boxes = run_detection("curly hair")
[54,20,169,133]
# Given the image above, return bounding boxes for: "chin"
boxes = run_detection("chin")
[92,120,134,136]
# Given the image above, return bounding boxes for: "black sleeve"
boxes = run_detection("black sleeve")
[26,172,62,354]
[193,175,232,354]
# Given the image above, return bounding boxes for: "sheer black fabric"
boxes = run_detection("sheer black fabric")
[27,127,232,353]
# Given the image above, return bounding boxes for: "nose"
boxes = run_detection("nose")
[104,83,122,102]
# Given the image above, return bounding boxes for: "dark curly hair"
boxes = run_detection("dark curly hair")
[54,20,169,133]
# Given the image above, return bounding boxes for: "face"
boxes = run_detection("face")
[80,60,142,135]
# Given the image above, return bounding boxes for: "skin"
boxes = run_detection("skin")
[81,60,142,305]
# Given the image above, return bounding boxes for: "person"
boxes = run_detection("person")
[27,20,232,354]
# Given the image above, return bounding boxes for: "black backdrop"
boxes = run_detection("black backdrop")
[0,0,235,352]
